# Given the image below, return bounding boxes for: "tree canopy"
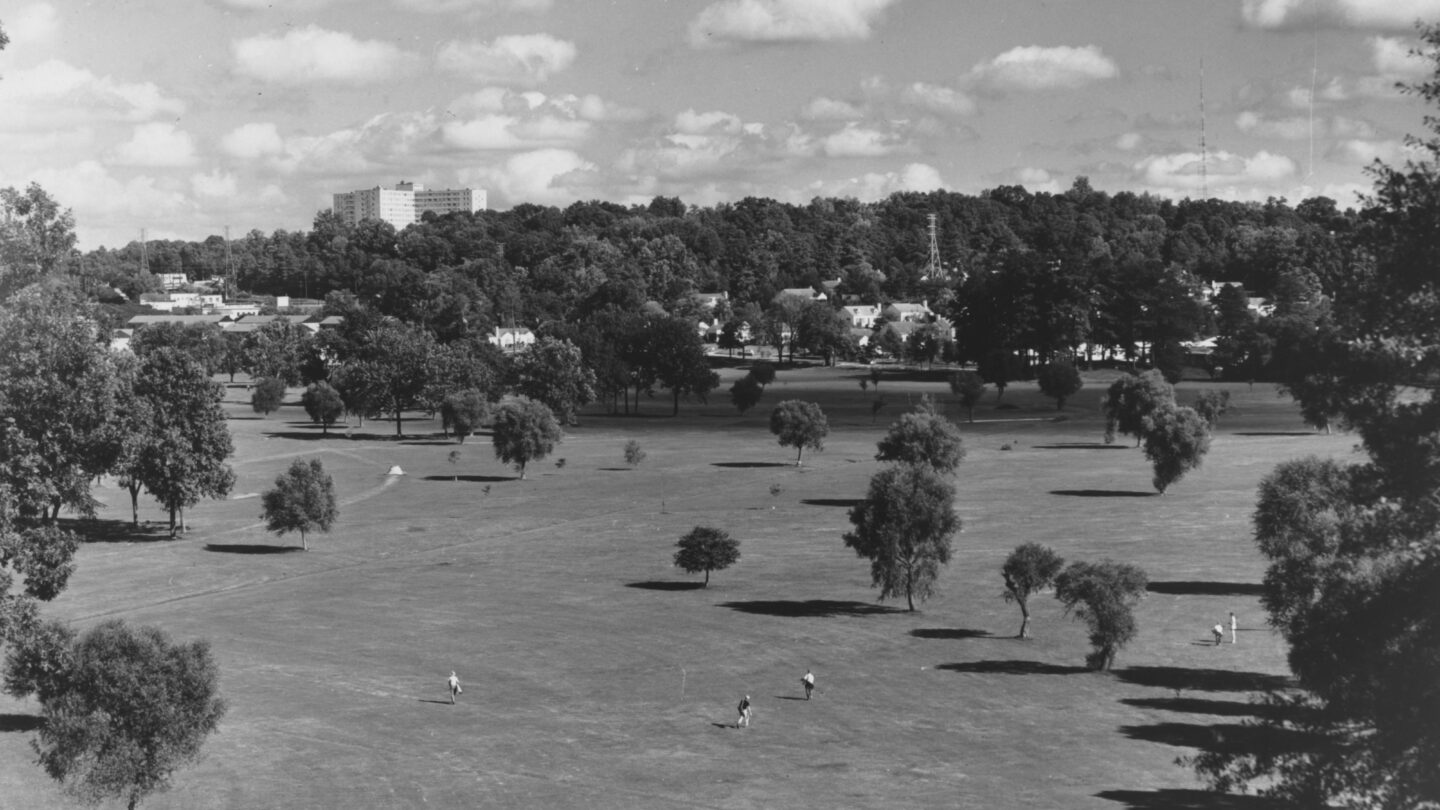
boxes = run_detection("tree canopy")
[673,526,740,586]
[261,458,338,550]
[843,463,960,611]
[874,396,965,474]
[491,398,562,479]
[1053,559,1147,670]
[770,400,829,466]
[1002,543,1064,639]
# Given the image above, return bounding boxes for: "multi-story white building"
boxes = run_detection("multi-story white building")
[332,181,487,229]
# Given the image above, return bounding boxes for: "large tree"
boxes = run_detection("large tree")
[511,336,596,425]
[261,458,338,551]
[491,398,561,479]
[301,381,344,435]
[639,316,720,416]
[948,369,986,423]
[843,463,960,611]
[29,619,226,810]
[673,526,740,586]
[240,319,312,386]
[1035,359,1083,410]
[1102,369,1174,446]
[1053,559,1147,671]
[0,183,77,296]
[770,400,829,466]
[1140,402,1211,494]
[874,396,965,474]
[1002,543,1065,639]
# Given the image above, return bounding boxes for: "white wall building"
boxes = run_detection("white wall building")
[332,181,487,229]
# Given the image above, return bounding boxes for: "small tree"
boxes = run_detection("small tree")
[623,439,646,467]
[1103,370,1174,446]
[447,450,462,481]
[491,398,562,479]
[874,396,965,474]
[769,400,829,466]
[1001,543,1065,638]
[250,376,286,416]
[1036,360,1083,410]
[729,374,763,414]
[260,458,338,550]
[441,389,488,443]
[1141,403,1212,494]
[1193,389,1231,430]
[673,526,740,586]
[844,463,960,611]
[948,370,986,423]
[300,381,344,435]
[1054,560,1148,670]
[30,619,226,810]
[750,362,777,388]
[977,351,1017,399]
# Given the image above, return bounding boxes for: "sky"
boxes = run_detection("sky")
[2,0,1438,250]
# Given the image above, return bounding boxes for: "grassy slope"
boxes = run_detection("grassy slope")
[0,368,1343,809]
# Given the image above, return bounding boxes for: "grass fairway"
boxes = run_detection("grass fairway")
[0,367,1347,809]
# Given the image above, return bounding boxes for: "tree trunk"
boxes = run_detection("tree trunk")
[394,408,403,436]
[168,505,179,537]
[906,587,915,612]
[703,569,710,586]
[673,388,680,416]
[795,446,803,466]
[302,529,307,551]
[1018,600,1031,638]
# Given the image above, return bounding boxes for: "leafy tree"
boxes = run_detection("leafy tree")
[977,350,1018,399]
[128,323,225,376]
[843,463,960,611]
[300,381,344,435]
[641,316,720,415]
[345,321,436,436]
[1103,369,1174,446]
[948,370,986,422]
[260,458,338,550]
[673,526,740,586]
[1035,359,1083,410]
[249,376,286,415]
[491,398,561,479]
[0,183,77,296]
[29,619,226,810]
[623,439,646,467]
[440,389,487,443]
[2,618,75,704]
[1192,389,1231,430]
[240,319,312,386]
[1053,560,1148,670]
[874,396,965,474]
[511,337,596,425]
[729,373,763,414]
[769,400,829,466]
[1141,403,1211,493]
[132,348,235,536]
[1001,543,1064,638]
[749,361,777,388]
[0,506,80,668]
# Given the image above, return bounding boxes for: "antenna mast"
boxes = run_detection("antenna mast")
[926,213,941,280]
[139,228,148,275]
[224,226,235,302]
[1199,57,1208,200]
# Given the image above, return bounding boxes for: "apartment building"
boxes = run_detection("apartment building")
[332,181,488,229]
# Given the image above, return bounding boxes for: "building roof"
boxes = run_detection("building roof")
[127,314,229,326]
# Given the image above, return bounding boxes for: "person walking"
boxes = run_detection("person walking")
[447,671,462,704]
[801,669,815,700]
[1212,623,1225,646]
[736,695,752,728]
[1230,612,1238,644]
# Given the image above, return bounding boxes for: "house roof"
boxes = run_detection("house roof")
[127,314,229,326]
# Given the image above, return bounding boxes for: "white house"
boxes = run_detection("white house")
[775,287,826,303]
[490,326,537,353]
[882,301,934,323]
[841,303,882,329]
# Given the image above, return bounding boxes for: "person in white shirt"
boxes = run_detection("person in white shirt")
[447,671,462,704]
[802,670,815,700]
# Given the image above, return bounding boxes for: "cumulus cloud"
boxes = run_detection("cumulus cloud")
[1236,111,1379,141]
[820,123,899,157]
[437,34,577,85]
[109,122,198,167]
[191,170,239,198]
[1370,35,1432,81]
[0,60,184,130]
[800,97,865,121]
[806,162,946,200]
[1116,132,1143,151]
[1241,0,1440,31]
[675,109,747,135]
[7,2,60,45]
[232,25,419,85]
[395,0,552,12]
[460,148,594,206]
[1335,138,1417,165]
[31,160,193,247]
[688,0,900,47]
[966,45,1118,93]
[900,82,976,116]
[221,122,286,159]
[1133,149,1297,193]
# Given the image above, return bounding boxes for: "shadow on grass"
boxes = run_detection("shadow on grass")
[421,475,514,483]
[401,440,459,446]
[1051,489,1158,498]
[718,599,900,618]
[1119,721,1302,756]
[1148,581,1265,597]
[773,695,807,701]
[1233,432,1315,437]
[204,543,304,555]
[597,467,632,472]
[417,699,453,706]
[1121,696,1272,719]
[261,431,344,441]
[801,498,862,508]
[910,628,993,640]
[1116,666,1290,693]
[1096,788,1286,809]
[1033,443,1129,450]
[938,660,1088,675]
[626,581,707,591]
[713,461,791,469]
[59,518,171,544]
[0,714,43,733]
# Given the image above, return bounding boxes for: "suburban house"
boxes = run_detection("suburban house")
[693,291,729,311]
[774,287,826,303]
[882,301,935,324]
[841,303,882,329]
[490,326,537,353]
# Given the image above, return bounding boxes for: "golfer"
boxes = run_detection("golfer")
[447,671,462,704]
[802,669,815,700]
[1212,623,1225,646]
[736,695,752,728]
[1230,612,1238,644]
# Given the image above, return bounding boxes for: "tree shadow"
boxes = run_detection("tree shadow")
[773,695,807,701]
[421,475,514,483]
[261,431,339,441]
[1096,788,1287,809]
[597,467,632,472]
[712,462,791,469]
[909,628,993,640]
[937,660,1088,675]
[1033,443,1129,450]
[626,581,706,591]
[1051,489,1158,498]
[1118,721,1314,757]
[417,699,453,705]
[1148,581,1265,597]
[800,498,863,508]
[401,440,460,446]
[1120,696,1273,719]
[717,599,901,618]
[0,714,43,733]
[204,543,305,555]
[1115,667,1291,693]
[59,518,171,544]
[1232,432,1315,437]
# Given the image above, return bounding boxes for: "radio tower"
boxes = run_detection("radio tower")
[139,228,148,275]
[1199,57,1209,200]
[926,213,942,280]
[224,226,236,302]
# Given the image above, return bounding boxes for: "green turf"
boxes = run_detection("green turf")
[0,368,1344,808]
